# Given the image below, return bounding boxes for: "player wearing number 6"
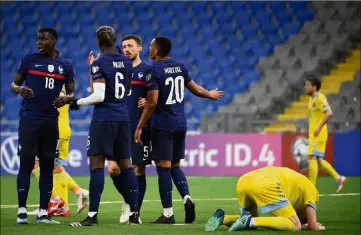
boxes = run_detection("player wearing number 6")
[69,26,140,226]
[11,28,75,224]
[135,37,223,224]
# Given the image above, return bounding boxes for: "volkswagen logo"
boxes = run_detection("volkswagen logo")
[1,135,20,175]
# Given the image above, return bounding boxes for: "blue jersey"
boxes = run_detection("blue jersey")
[90,53,133,122]
[127,62,153,131]
[146,59,192,132]
[16,52,75,120]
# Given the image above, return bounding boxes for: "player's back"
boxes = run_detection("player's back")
[128,62,152,131]
[308,92,330,139]
[91,53,133,122]
[151,59,191,132]
[18,52,74,120]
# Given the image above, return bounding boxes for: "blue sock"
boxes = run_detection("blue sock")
[89,168,105,212]
[39,158,54,210]
[156,167,173,208]
[111,174,128,204]
[137,175,147,211]
[171,166,190,198]
[17,156,35,209]
[121,168,139,212]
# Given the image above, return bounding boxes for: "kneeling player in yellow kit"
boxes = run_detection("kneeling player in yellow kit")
[205,167,325,232]
[304,78,346,192]
[31,86,89,216]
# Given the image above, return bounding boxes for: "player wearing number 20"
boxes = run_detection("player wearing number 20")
[135,37,224,224]
[69,26,140,226]
[11,28,75,225]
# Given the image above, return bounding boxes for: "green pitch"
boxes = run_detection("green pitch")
[1,176,360,235]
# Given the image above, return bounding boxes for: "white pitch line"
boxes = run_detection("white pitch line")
[0,193,359,209]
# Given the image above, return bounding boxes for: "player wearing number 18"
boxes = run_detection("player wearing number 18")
[69,26,140,226]
[135,37,224,224]
[11,28,75,225]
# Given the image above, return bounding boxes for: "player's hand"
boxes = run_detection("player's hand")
[134,128,143,145]
[302,223,326,231]
[313,128,321,137]
[87,51,100,66]
[209,88,224,100]
[53,96,71,108]
[138,97,147,108]
[19,86,34,98]
[69,99,80,111]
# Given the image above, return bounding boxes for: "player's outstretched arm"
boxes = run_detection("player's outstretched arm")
[11,74,34,98]
[135,90,159,145]
[186,80,223,100]
[70,80,105,110]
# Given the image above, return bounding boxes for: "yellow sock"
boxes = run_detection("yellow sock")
[253,217,295,231]
[308,159,318,185]
[33,166,57,198]
[223,215,240,227]
[319,159,340,180]
[53,171,69,204]
[64,171,81,194]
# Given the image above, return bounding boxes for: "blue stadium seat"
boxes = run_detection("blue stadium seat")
[190,2,207,13]
[170,2,188,14]
[150,2,169,12]
[267,34,286,45]
[282,22,301,38]
[290,1,308,11]
[248,1,266,12]
[241,24,259,38]
[234,10,252,24]
[275,10,294,25]
[261,23,279,36]
[229,1,247,10]
[268,1,286,12]
[296,8,315,23]
[54,1,74,12]
[255,10,273,24]
[18,2,37,15]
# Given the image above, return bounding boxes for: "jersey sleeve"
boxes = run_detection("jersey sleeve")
[145,69,159,92]
[65,61,76,84]
[303,188,319,210]
[182,64,192,84]
[17,54,31,77]
[319,95,332,113]
[90,60,104,81]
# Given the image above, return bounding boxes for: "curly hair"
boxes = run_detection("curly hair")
[96,26,116,47]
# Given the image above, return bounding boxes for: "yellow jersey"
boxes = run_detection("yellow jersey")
[308,92,331,141]
[58,86,71,139]
[244,166,319,212]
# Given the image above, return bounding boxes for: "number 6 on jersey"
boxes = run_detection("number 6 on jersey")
[115,72,126,99]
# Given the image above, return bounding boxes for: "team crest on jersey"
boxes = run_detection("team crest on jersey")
[58,66,63,74]
[48,64,54,73]
[92,66,99,74]
[312,102,316,107]
[146,73,152,81]
[138,72,144,79]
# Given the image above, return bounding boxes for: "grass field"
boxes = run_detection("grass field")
[1,176,360,235]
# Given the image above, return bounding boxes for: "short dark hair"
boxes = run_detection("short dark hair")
[122,34,142,46]
[38,28,58,41]
[96,26,116,47]
[154,36,172,57]
[306,77,321,91]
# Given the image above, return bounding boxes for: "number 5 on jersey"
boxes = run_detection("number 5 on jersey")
[166,76,184,105]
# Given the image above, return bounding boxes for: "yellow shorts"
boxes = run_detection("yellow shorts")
[236,175,296,218]
[54,138,70,166]
[307,139,326,158]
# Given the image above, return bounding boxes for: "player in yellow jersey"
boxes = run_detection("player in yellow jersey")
[205,166,325,232]
[31,86,89,216]
[305,78,346,192]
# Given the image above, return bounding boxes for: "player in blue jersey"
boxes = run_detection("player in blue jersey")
[104,35,152,223]
[135,37,224,224]
[11,28,75,225]
[68,26,140,226]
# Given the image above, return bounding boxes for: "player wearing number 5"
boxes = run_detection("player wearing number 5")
[135,37,223,224]
[11,28,75,224]
[69,26,140,226]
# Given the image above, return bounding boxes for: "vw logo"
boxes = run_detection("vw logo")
[1,135,20,175]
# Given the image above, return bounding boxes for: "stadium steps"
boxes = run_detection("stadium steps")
[264,49,361,133]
